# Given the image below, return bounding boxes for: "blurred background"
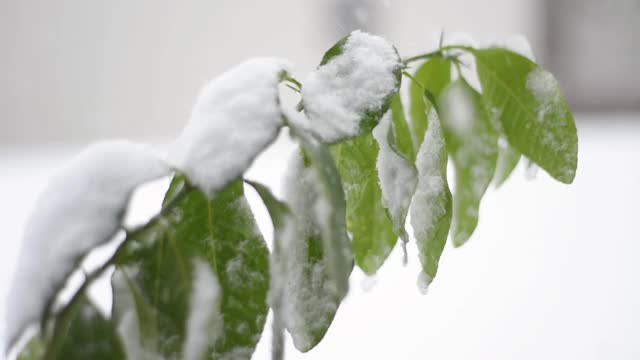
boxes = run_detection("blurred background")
[1,0,639,359]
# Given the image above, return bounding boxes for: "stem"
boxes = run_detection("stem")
[402,45,473,65]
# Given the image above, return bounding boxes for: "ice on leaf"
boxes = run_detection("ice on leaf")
[302,30,401,143]
[5,140,169,349]
[373,112,418,253]
[410,107,452,289]
[169,57,292,197]
[439,80,498,247]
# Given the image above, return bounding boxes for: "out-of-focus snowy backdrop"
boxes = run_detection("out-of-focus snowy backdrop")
[1,0,639,359]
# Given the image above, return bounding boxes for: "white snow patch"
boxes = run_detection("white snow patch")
[410,110,449,285]
[499,34,536,61]
[302,30,400,142]
[183,259,222,360]
[372,112,417,245]
[440,82,475,135]
[417,271,434,295]
[169,57,292,197]
[5,140,169,348]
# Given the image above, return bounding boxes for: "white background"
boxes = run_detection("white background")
[1,117,639,359]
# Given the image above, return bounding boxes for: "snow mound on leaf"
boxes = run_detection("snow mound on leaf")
[169,57,291,197]
[5,140,169,348]
[302,30,400,143]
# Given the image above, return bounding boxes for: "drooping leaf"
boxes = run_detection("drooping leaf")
[472,48,578,183]
[409,57,452,148]
[302,30,402,143]
[112,177,270,359]
[389,93,415,161]
[277,121,352,351]
[372,112,418,255]
[5,141,169,348]
[57,296,126,360]
[331,133,397,275]
[439,80,498,247]
[410,105,452,290]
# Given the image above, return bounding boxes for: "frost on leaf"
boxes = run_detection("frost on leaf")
[472,48,577,183]
[279,143,350,352]
[439,80,498,247]
[410,107,452,289]
[373,112,418,255]
[5,140,169,348]
[168,57,292,197]
[183,259,222,360]
[302,30,401,143]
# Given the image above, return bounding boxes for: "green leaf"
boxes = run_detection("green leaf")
[281,123,352,351]
[493,139,521,187]
[58,296,125,360]
[409,57,452,148]
[472,48,578,183]
[302,30,402,143]
[17,335,45,360]
[389,93,415,161]
[410,104,452,289]
[331,133,397,275]
[112,177,269,359]
[439,80,498,247]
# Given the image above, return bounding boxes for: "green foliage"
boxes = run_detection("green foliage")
[472,48,578,183]
[12,30,578,360]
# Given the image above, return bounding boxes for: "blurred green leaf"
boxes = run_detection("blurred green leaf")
[472,48,578,183]
[409,57,451,148]
[439,80,498,246]
[493,139,521,187]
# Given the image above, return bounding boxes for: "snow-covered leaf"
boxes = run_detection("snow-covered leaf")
[373,112,418,256]
[389,93,415,161]
[409,57,451,149]
[57,296,126,360]
[410,106,452,291]
[302,30,402,143]
[276,119,351,351]
[439,80,498,247]
[5,140,169,349]
[169,58,291,196]
[472,48,578,183]
[331,132,396,275]
[112,177,269,359]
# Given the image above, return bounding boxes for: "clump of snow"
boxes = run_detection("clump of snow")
[372,112,417,247]
[410,109,449,287]
[279,151,341,352]
[169,57,292,197]
[183,259,222,360]
[302,30,400,143]
[5,140,169,348]
[417,271,434,295]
